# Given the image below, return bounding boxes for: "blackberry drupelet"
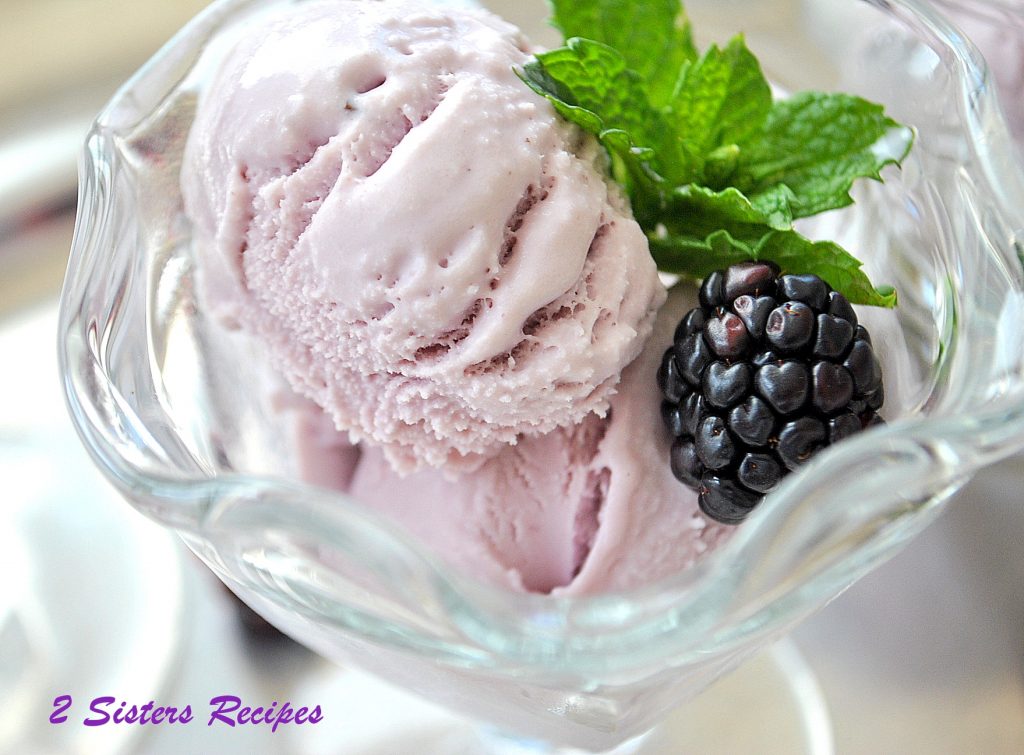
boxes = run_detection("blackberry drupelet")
[657,261,885,525]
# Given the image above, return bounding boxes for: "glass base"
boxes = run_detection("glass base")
[288,639,833,754]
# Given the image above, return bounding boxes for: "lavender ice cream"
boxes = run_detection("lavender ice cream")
[183,0,665,475]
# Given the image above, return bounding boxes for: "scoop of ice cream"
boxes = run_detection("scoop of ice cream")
[182,0,665,474]
[349,285,729,595]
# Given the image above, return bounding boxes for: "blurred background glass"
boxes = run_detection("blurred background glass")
[0,0,1021,753]
[0,0,209,312]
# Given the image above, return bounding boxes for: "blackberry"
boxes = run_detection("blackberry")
[658,261,885,525]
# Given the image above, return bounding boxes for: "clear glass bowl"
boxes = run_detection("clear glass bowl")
[59,0,1024,750]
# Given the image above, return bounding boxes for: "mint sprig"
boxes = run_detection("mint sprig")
[519,0,913,308]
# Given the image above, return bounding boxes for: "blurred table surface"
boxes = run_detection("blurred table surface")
[0,0,1022,753]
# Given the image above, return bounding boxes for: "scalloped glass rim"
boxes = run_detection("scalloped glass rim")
[59,0,1024,677]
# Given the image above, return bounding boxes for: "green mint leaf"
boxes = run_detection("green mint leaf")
[650,225,897,307]
[670,35,772,173]
[550,0,697,108]
[518,38,693,184]
[649,228,760,273]
[703,143,740,187]
[747,184,801,229]
[671,183,795,231]
[736,92,914,218]
[755,231,898,308]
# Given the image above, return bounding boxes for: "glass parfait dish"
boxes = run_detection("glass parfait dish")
[59,0,1024,752]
